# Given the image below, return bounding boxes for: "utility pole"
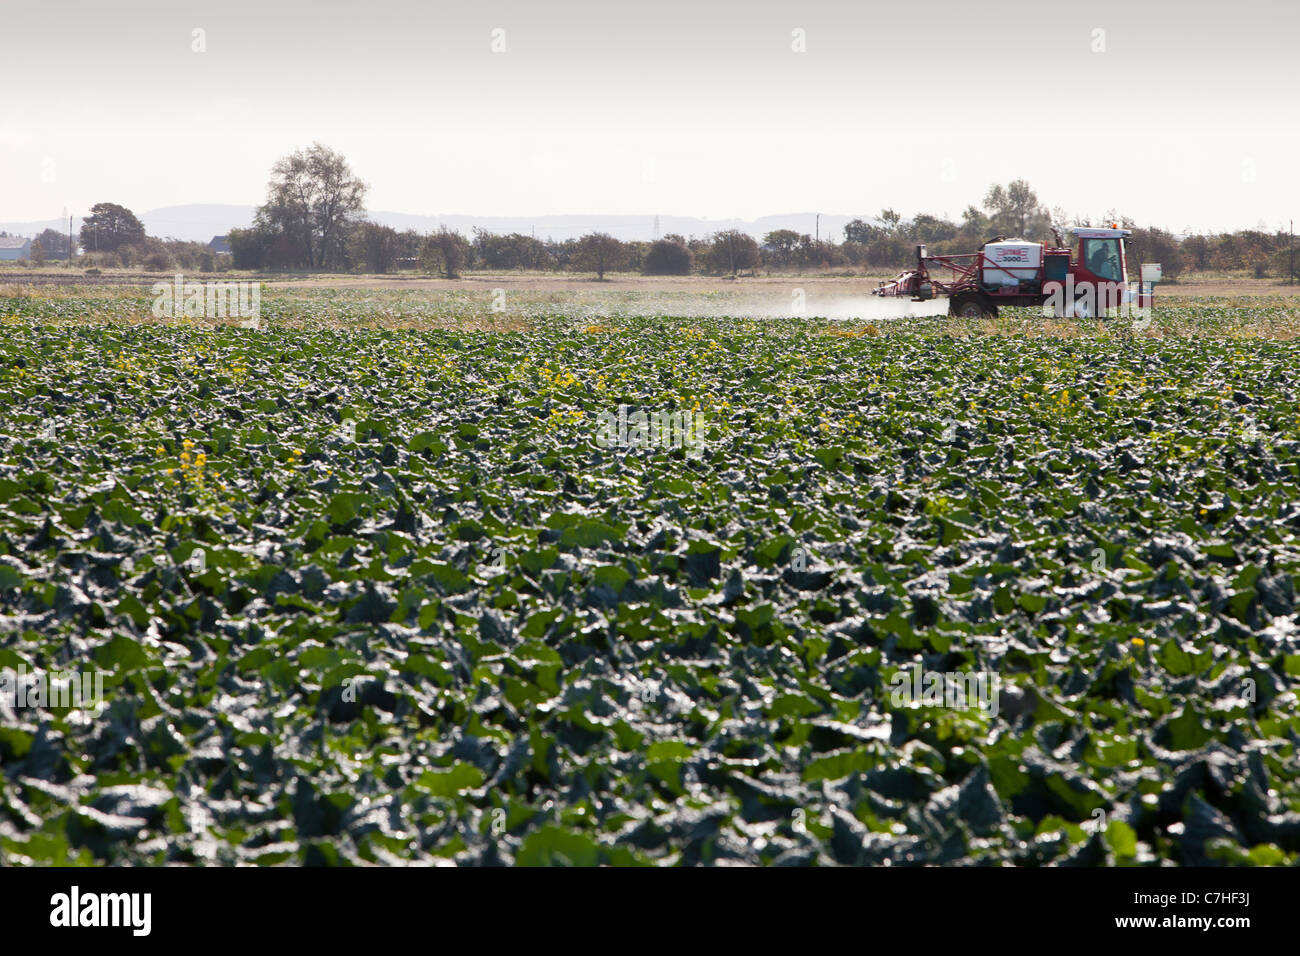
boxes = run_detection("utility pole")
[1291,219,1295,284]
[815,213,820,244]
[68,214,73,268]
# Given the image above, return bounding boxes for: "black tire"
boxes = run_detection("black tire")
[949,294,998,319]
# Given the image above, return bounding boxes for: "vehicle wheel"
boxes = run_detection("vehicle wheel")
[949,294,998,319]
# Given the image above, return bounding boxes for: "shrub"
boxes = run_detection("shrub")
[143,250,173,272]
[642,239,692,275]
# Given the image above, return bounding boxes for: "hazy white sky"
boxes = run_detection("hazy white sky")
[3,0,1297,232]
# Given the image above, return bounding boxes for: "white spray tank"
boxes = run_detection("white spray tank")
[982,239,1043,286]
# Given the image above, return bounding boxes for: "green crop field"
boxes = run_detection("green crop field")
[2,286,1299,866]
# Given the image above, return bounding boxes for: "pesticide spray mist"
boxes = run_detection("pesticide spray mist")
[558,289,949,323]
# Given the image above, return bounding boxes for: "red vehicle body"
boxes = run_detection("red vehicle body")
[872,226,1155,318]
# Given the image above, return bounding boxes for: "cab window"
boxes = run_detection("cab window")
[1083,238,1122,281]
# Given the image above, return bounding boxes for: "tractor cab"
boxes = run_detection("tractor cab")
[1071,226,1129,285]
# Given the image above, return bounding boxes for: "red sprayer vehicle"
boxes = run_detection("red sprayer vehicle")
[872,225,1161,318]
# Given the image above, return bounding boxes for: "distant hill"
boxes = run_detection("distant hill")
[1,206,866,245]
[0,215,85,240]
[139,205,256,242]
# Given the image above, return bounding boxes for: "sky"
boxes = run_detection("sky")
[2,0,1297,234]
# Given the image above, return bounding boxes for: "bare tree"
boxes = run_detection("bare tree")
[257,144,367,270]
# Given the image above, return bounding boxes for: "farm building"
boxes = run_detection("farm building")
[208,235,232,256]
[0,236,32,260]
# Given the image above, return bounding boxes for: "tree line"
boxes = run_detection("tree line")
[11,148,1297,281]
[21,203,225,273]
